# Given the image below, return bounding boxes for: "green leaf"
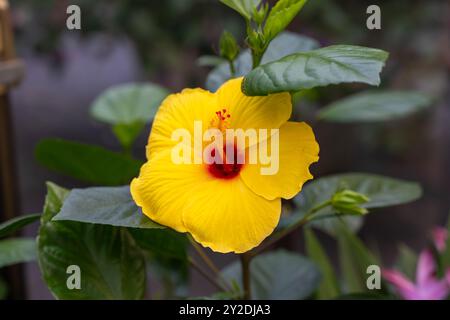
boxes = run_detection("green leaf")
[395,244,417,280]
[90,83,169,149]
[90,83,169,125]
[42,182,69,222]
[281,173,422,235]
[0,238,37,268]
[242,45,389,96]
[35,139,143,186]
[206,31,319,91]
[221,250,321,299]
[53,185,163,229]
[112,122,146,151]
[337,223,379,293]
[305,228,339,299]
[38,183,146,299]
[263,0,308,42]
[0,213,40,238]
[39,225,146,300]
[219,0,261,20]
[318,91,432,122]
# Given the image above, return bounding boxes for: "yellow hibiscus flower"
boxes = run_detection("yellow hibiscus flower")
[130,77,319,253]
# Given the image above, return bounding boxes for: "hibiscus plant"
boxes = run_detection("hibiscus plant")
[1,0,444,300]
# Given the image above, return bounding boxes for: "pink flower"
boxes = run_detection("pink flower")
[383,249,450,300]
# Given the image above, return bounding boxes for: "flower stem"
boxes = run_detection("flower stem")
[188,257,228,292]
[189,237,221,275]
[240,253,252,299]
[228,60,236,77]
[251,51,263,69]
[251,200,332,256]
[188,235,232,291]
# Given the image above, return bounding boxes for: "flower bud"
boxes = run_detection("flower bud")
[331,189,370,216]
[219,31,240,62]
[252,3,269,25]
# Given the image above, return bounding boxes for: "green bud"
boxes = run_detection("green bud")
[252,2,269,25]
[219,31,240,62]
[247,29,266,51]
[331,189,370,216]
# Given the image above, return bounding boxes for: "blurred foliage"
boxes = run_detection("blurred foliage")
[0,276,7,300]
[11,0,243,79]
[11,0,446,67]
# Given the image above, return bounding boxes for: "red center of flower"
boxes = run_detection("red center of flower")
[207,144,243,180]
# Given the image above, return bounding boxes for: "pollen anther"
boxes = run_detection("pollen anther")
[210,108,231,132]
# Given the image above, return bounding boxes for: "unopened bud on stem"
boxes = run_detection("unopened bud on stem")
[331,189,370,216]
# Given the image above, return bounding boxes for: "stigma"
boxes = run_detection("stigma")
[207,144,243,180]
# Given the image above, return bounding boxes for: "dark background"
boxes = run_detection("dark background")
[3,0,449,298]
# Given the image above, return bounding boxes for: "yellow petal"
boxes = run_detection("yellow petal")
[130,149,208,233]
[240,121,319,201]
[216,77,292,132]
[147,88,217,159]
[183,177,281,254]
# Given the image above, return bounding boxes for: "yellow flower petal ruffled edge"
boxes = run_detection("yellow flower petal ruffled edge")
[240,121,319,201]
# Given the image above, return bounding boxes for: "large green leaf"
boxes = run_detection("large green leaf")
[35,139,143,186]
[318,91,432,122]
[305,228,339,299]
[337,223,379,293]
[206,31,319,91]
[263,0,308,42]
[0,238,37,268]
[219,0,260,20]
[0,214,40,238]
[242,45,389,96]
[53,185,162,229]
[221,250,321,299]
[281,173,422,235]
[38,183,146,299]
